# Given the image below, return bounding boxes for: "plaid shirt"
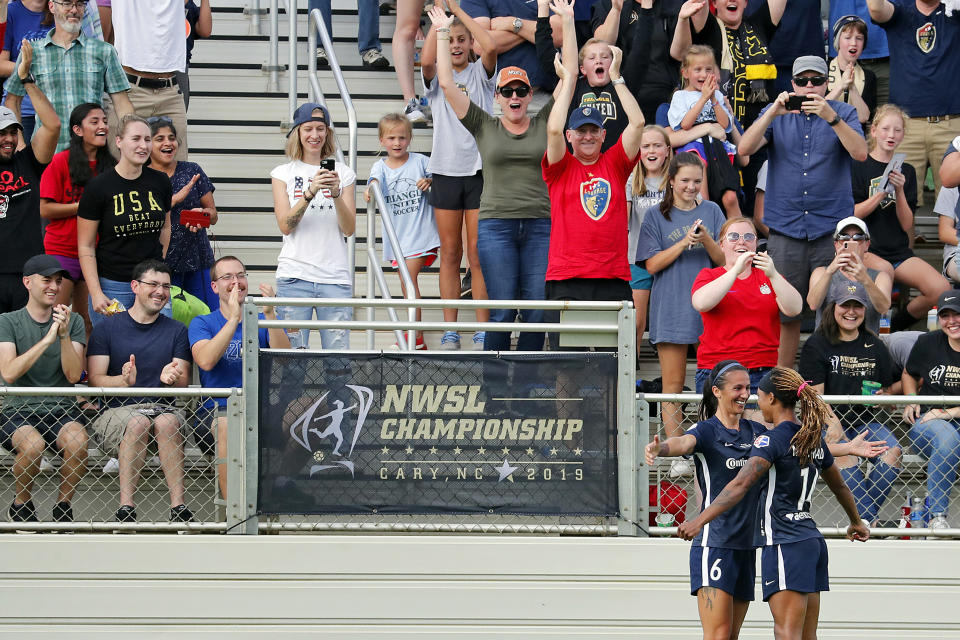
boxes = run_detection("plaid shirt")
[4,30,129,151]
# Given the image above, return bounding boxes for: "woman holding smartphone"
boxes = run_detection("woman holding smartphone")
[148,116,219,309]
[271,102,356,349]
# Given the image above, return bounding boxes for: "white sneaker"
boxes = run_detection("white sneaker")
[361,49,389,69]
[472,331,486,350]
[102,457,119,474]
[315,47,329,68]
[403,98,426,123]
[669,459,694,478]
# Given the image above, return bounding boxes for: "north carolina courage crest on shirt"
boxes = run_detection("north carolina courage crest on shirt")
[916,22,936,53]
[580,176,611,220]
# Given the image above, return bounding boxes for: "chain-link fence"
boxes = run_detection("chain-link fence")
[641,392,960,537]
[0,387,238,532]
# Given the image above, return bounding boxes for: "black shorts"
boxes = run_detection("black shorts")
[0,273,27,314]
[545,277,632,302]
[0,407,86,453]
[430,172,483,211]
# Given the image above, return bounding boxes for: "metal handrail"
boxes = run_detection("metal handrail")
[305,6,359,290]
[365,177,418,350]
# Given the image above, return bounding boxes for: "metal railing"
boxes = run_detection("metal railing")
[364,177,418,350]
[242,297,639,535]
[639,392,960,539]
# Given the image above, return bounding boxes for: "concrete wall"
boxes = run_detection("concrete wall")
[1,535,958,637]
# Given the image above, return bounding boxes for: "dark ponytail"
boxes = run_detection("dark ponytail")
[658,151,704,222]
[67,103,116,189]
[698,360,749,421]
[758,366,833,466]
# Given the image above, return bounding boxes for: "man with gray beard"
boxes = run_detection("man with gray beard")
[3,0,133,152]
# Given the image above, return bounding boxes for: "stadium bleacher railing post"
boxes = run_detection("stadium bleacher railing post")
[226,387,252,534]
[616,304,640,535]
[306,6,360,291]
[264,0,282,92]
[364,177,418,350]
[287,0,298,125]
[636,393,651,533]
[238,301,263,535]
[244,0,267,35]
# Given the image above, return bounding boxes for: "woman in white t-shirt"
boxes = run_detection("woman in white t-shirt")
[271,103,356,349]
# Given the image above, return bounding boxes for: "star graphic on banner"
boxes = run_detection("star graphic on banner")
[526,447,535,456]
[549,447,558,456]
[405,445,414,455]
[453,446,462,455]
[573,447,583,456]
[380,446,389,455]
[495,458,518,482]
[429,446,438,455]
[478,446,487,455]
[500,446,510,455]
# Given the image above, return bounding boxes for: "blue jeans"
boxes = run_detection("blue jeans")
[275,277,352,349]
[909,417,960,516]
[837,422,901,523]
[89,277,171,328]
[308,0,381,53]
[172,269,219,311]
[477,218,550,351]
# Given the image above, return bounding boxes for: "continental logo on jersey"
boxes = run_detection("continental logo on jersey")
[916,22,936,53]
[579,92,617,124]
[753,434,770,448]
[580,177,611,220]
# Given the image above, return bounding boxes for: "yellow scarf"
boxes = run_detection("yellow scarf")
[828,58,865,101]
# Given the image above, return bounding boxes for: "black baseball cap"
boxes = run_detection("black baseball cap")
[937,290,960,315]
[23,254,67,277]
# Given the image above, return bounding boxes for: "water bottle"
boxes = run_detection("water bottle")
[910,496,925,533]
[924,494,932,525]
[879,311,891,334]
[928,512,949,539]
[928,306,939,331]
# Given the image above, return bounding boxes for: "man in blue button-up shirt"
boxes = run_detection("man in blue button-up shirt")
[739,55,867,367]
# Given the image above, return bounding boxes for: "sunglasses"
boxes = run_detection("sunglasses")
[835,233,867,242]
[792,75,828,87]
[499,86,530,98]
[725,232,757,243]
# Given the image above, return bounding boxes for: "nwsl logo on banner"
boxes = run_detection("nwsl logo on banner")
[288,384,374,477]
[580,177,611,220]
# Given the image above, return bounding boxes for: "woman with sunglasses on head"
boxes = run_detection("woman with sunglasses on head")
[691,216,802,416]
[431,2,560,351]
[679,366,882,640]
[40,102,115,338]
[148,115,219,310]
[646,360,767,640]
[77,114,173,327]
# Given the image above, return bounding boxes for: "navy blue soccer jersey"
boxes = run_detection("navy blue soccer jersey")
[688,416,767,550]
[749,421,834,546]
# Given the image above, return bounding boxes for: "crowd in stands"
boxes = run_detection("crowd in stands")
[1,0,960,529]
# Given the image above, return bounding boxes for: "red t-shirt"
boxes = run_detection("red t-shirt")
[692,266,781,369]
[39,150,95,258]
[542,138,637,282]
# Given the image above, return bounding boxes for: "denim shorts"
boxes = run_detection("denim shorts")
[275,277,352,349]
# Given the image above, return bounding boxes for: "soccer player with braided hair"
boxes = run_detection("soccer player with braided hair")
[678,366,886,640]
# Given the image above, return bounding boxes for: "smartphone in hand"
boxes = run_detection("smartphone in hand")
[180,208,211,228]
[785,94,811,111]
[320,158,336,171]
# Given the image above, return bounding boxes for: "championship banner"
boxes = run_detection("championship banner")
[257,352,619,516]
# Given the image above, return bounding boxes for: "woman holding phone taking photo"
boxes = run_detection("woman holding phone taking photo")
[148,116,219,309]
[271,102,356,349]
